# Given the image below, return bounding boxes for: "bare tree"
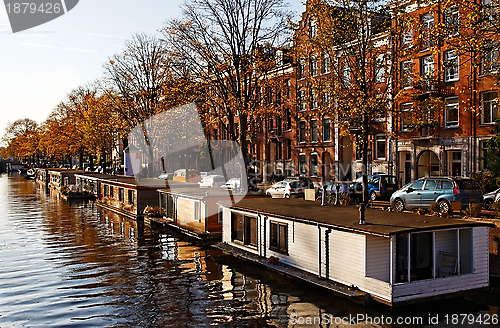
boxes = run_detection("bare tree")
[163,0,292,186]
[104,33,172,176]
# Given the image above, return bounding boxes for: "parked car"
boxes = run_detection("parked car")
[265,180,307,198]
[390,177,483,214]
[317,181,362,204]
[158,172,174,180]
[198,175,226,188]
[355,174,398,201]
[283,176,316,189]
[220,178,241,190]
[484,188,500,209]
[173,169,202,183]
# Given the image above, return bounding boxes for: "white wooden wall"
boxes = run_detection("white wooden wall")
[366,235,391,282]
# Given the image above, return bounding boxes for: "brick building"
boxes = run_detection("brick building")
[206,0,499,185]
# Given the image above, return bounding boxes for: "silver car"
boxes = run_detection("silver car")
[390,177,483,214]
[484,188,500,209]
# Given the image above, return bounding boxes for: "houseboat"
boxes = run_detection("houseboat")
[34,168,50,192]
[47,169,80,193]
[75,172,115,198]
[97,176,166,219]
[218,198,492,306]
[156,188,254,240]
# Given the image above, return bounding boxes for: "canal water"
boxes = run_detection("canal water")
[0,174,499,328]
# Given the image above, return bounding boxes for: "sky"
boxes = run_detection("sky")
[0,0,305,145]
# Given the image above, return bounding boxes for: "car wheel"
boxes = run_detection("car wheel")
[394,198,405,212]
[266,192,271,197]
[369,191,377,201]
[438,200,451,215]
[284,193,290,198]
[484,199,493,210]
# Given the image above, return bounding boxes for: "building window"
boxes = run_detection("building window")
[309,19,317,38]
[299,154,307,175]
[421,13,435,50]
[322,91,331,108]
[109,186,114,198]
[104,185,109,197]
[481,42,499,75]
[342,62,351,87]
[128,190,134,205]
[310,119,318,142]
[270,221,288,254]
[445,96,459,127]
[401,28,413,46]
[310,57,318,77]
[483,0,499,24]
[298,89,306,111]
[401,61,413,88]
[375,54,386,83]
[443,50,459,82]
[276,87,282,105]
[322,52,331,74]
[421,55,434,79]
[299,121,306,143]
[118,188,124,202]
[298,59,306,79]
[310,153,318,176]
[231,213,258,246]
[286,139,292,160]
[285,108,292,130]
[481,91,498,124]
[450,151,462,176]
[375,135,386,160]
[322,118,332,141]
[400,102,413,131]
[444,5,459,35]
[276,142,283,160]
[285,79,291,99]
[480,139,490,170]
[310,89,318,110]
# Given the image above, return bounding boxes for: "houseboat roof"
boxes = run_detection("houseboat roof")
[157,188,251,199]
[74,172,116,180]
[220,198,493,237]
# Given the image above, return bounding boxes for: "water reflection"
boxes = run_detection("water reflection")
[1,174,500,328]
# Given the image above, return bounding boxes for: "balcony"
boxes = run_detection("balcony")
[413,79,454,100]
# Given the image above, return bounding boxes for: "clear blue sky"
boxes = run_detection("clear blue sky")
[0,0,305,144]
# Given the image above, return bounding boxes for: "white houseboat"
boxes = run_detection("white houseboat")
[219,198,492,306]
[157,188,260,240]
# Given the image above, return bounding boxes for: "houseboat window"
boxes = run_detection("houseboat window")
[245,217,258,246]
[109,186,114,198]
[166,195,174,219]
[270,221,288,254]
[459,228,473,274]
[232,213,244,243]
[119,188,124,202]
[128,190,134,205]
[396,232,433,282]
[104,185,109,197]
[194,202,200,222]
[231,213,257,246]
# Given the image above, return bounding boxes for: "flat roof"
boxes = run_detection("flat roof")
[221,198,493,236]
[157,188,258,199]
